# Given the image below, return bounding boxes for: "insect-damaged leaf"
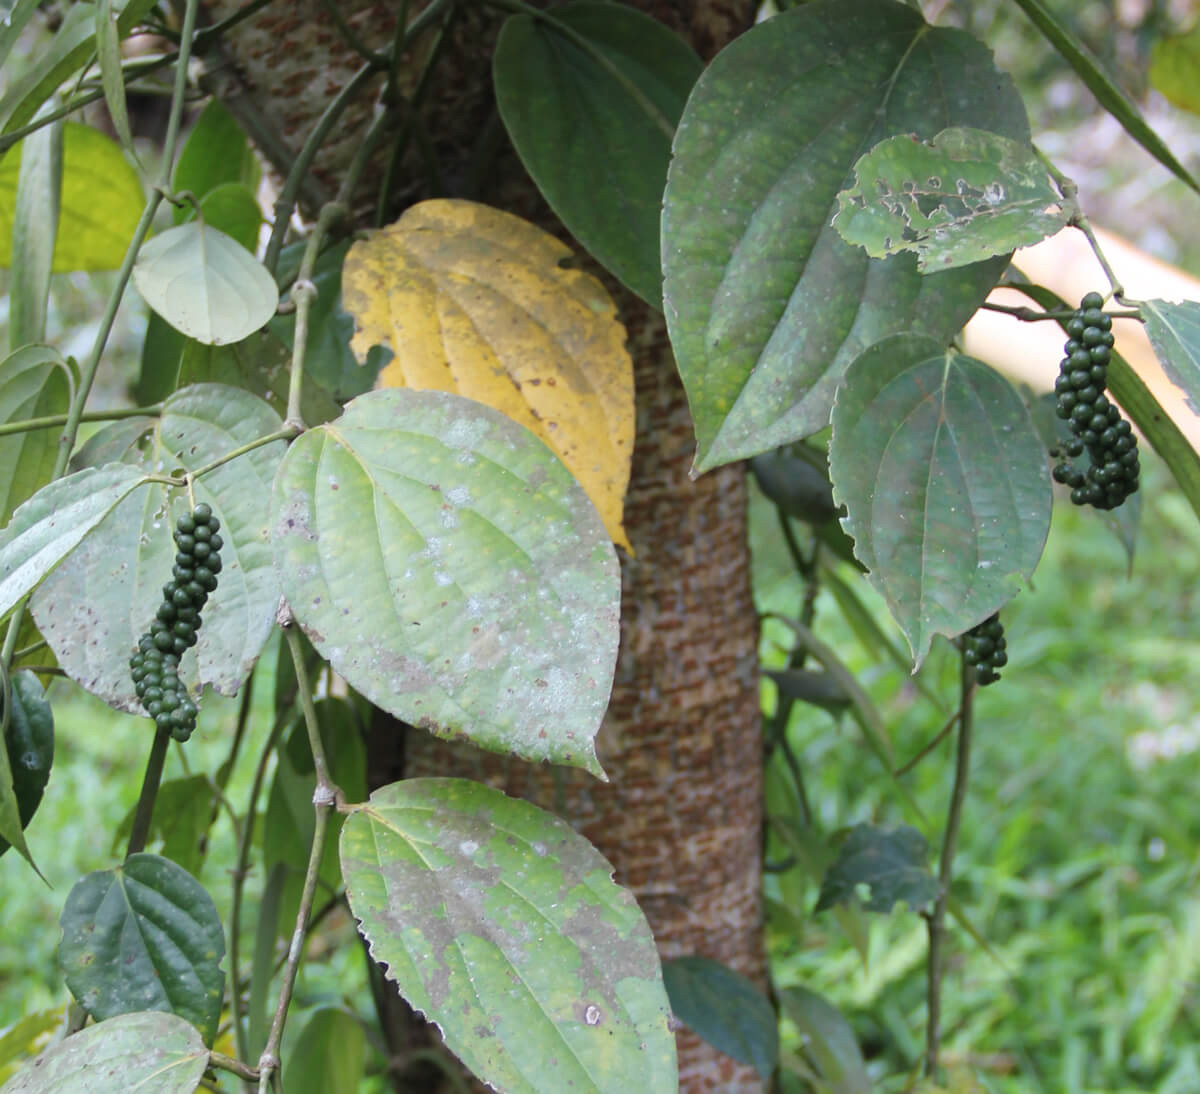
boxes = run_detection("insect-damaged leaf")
[815,823,938,914]
[829,335,1050,666]
[342,199,634,549]
[341,778,677,1093]
[270,388,618,776]
[662,0,1030,472]
[833,127,1073,271]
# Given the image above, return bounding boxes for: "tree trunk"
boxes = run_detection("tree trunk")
[202,2,764,1089]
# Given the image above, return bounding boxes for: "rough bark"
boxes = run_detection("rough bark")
[202,1,764,1088]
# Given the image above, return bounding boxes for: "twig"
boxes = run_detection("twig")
[209,1051,259,1082]
[924,654,976,1079]
[257,625,338,1088]
[0,404,161,440]
[897,707,963,777]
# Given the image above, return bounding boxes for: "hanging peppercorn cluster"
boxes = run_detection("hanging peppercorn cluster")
[1051,292,1139,510]
[963,613,1006,686]
[128,504,223,742]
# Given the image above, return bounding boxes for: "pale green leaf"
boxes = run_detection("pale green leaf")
[0,1011,208,1094]
[32,384,285,711]
[0,345,71,525]
[1150,24,1200,116]
[133,223,279,345]
[0,123,143,272]
[0,464,150,624]
[1140,299,1200,418]
[271,388,619,775]
[96,0,135,157]
[9,115,60,346]
[341,778,677,1093]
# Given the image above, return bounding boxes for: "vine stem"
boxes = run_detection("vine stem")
[125,727,172,857]
[0,404,162,440]
[924,654,976,1079]
[256,625,338,1088]
[1035,150,1130,305]
[209,1051,259,1083]
[979,301,1141,322]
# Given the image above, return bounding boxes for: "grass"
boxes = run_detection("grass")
[754,448,1200,1091]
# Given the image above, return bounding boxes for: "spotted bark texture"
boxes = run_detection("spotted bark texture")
[202,1,765,1089]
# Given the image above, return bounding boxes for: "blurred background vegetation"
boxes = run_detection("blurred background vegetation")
[4,1,1200,1090]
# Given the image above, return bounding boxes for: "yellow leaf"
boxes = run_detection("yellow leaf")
[342,199,634,550]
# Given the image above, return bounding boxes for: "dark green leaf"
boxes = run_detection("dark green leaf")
[270,240,387,403]
[830,336,1051,666]
[110,776,218,877]
[0,345,71,525]
[32,384,285,710]
[133,311,184,406]
[58,853,226,1044]
[263,698,366,942]
[171,99,260,214]
[750,445,838,525]
[662,0,1030,471]
[777,985,871,1094]
[271,389,619,775]
[833,127,1071,271]
[341,778,677,1093]
[178,328,342,426]
[132,223,279,345]
[815,823,938,913]
[1008,0,1200,194]
[662,956,778,1078]
[9,116,60,347]
[764,667,850,715]
[494,1,701,307]
[185,182,262,253]
[0,671,53,860]
[0,1011,208,1094]
[282,1007,366,1094]
[0,463,150,624]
